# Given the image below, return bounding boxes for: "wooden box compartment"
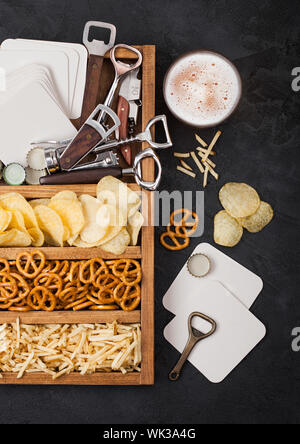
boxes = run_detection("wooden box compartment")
[0,46,155,385]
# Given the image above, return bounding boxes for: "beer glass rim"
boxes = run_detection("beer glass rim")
[163,49,242,128]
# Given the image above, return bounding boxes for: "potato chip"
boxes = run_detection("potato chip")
[51,191,78,201]
[7,210,26,232]
[0,208,12,232]
[237,201,274,233]
[101,228,130,255]
[63,226,71,243]
[97,176,141,219]
[0,229,31,247]
[48,199,84,238]
[29,199,51,209]
[219,183,260,218]
[214,210,243,247]
[34,205,64,247]
[79,195,109,244]
[28,227,44,247]
[127,211,144,246]
[96,204,126,246]
[0,193,38,228]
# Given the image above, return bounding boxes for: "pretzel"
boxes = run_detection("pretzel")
[89,304,119,310]
[160,227,190,251]
[8,273,30,304]
[79,259,108,284]
[8,305,31,312]
[170,209,199,236]
[27,286,57,311]
[94,273,120,290]
[0,273,18,301]
[67,261,82,283]
[114,283,141,311]
[111,260,142,285]
[16,251,46,278]
[0,258,10,273]
[34,273,63,297]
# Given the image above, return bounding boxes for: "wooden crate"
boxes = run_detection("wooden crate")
[0,45,155,385]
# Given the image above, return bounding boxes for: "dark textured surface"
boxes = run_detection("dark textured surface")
[0,0,299,425]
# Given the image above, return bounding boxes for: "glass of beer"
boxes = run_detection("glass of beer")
[163,50,242,127]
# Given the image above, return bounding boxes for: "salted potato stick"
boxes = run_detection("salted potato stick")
[204,162,219,180]
[202,131,222,162]
[197,151,216,168]
[197,147,216,156]
[190,151,205,174]
[177,166,196,178]
[174,152,190,158]
[195,134,208,148]
[180,160,193,171]
[203,166,209,188]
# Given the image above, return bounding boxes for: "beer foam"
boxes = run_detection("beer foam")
[165,52,240,126]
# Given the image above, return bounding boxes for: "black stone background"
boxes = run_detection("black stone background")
[0,0,299,425]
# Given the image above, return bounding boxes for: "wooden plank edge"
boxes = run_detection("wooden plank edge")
[0,310,141,325]
[0,372,142,386]
[0,246,141,260]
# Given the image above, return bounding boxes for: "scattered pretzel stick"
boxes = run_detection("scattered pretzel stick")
[177,166,196,178]
[203,166,209,188]
[197,151,216,168]
[174,152,190,158]
[202,130,222,163]
[197,147,216,156]
[203,162,219,180]
[190,151,205,174]
[180,160,193,171]
[195,134,208,148]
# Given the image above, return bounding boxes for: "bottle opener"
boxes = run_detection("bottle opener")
[169,312,217,381]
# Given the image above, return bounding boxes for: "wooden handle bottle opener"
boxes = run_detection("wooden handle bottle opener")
[59,104,120,171]
[80,21,117,125]
[169,312,217,381]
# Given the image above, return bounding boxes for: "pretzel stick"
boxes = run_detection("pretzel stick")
[177,166,196,178]
[190,151,205,174]
[195,134,208,147]
[180,160,193,171]
[202,131,222,163]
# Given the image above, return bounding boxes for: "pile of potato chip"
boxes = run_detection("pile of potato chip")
[214,182,274,247]
[0,176,144,254]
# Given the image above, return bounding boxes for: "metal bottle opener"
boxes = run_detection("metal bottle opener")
[169,312,217,381]
[34,114,172,173]
[40,148,162,191]
[58,104,120,171]
[80,21,117,125]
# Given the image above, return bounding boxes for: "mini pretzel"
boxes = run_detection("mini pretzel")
[79,259,108,284]
[27,286,56,311]
[0,273,18,301]
[67,261,82,283]
[16,251,46,278]
[0,258,10,273]
[94,273,120,290]
[114,283,141,311]
[160,228,190,251]
[170,209,199,237]
[8,273,30,304]
[34,273,63,297]
[111,260,142,285]
[89,304,119,310]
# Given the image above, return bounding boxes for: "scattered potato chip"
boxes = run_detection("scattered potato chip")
[34,205,64,247]
[237,201,274,233]
[97,176,141,219]
[219,183,260,218]
[63,226,71,243]
[0,208,12,232]
[7,210,26,232]
[0,229,31,247]
[51,191,78,201]
[0,193,38,228]
[28,227,44,247]
[29,199,51,209]
[101,228,130,255]
[214,210,243,247]
[127,211,144,246]
[48,199,84,238]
